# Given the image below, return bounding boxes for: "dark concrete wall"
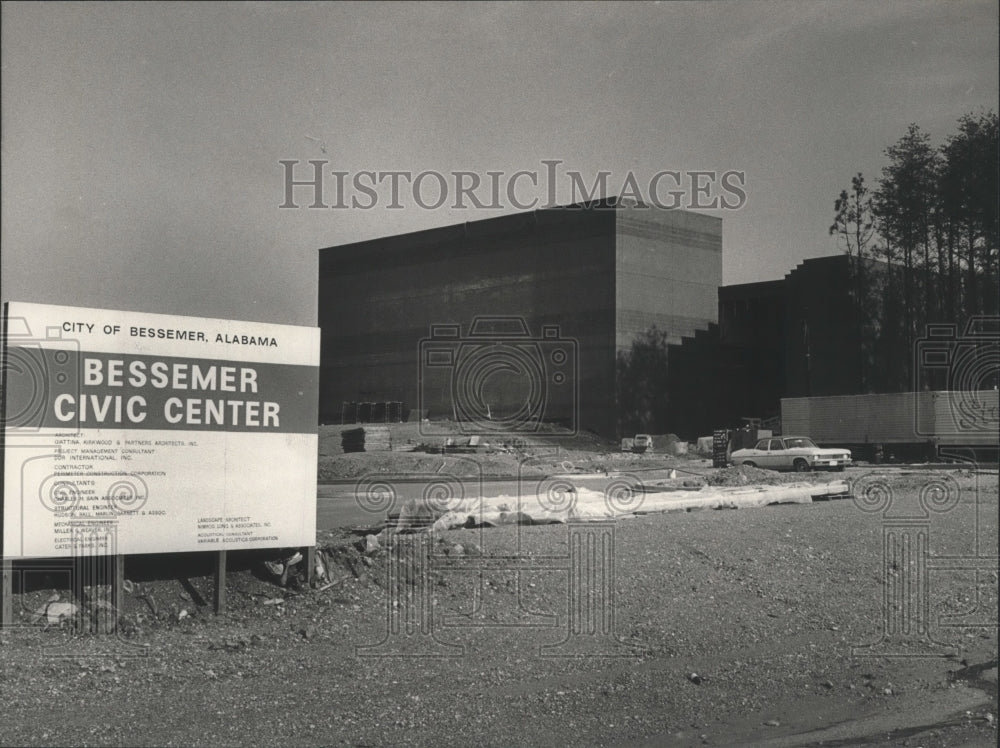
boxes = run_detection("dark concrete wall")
[665,324,728,438]
[318,208,619,436]
[318,203,724,439]
[782,255,862,397]
[713,255,864,425]
[614,204,722,350]
[718,279,786,419]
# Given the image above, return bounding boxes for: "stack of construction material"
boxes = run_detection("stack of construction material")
[362,426,392,451]
[341,425,392,453]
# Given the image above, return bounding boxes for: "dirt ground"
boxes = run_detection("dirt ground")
[317,422,688,480]
[1,454,997,746]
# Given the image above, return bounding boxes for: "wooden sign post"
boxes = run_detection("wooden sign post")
[214,550,227,614]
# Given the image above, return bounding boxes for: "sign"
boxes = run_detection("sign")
[1,302,319,558]
[712,429,729,469]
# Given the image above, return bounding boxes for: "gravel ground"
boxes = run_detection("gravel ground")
[1,469,996,747]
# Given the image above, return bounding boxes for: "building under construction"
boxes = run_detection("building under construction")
[317,200,915,439]
[318,200,722,438]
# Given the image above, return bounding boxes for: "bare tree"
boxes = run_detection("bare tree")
[830,173,878,390]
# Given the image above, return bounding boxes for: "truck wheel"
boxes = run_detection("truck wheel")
[793,458,810,473]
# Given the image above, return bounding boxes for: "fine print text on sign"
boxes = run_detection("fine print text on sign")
[2,302,320,559]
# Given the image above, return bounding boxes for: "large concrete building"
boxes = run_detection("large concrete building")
[661,255,869,438]
[718,254,865,401]
[318,200,722,438]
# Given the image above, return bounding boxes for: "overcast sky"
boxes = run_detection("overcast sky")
[2,1,997,327]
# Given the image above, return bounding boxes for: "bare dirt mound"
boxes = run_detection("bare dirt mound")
[317,451,534,481]
[316,421,698,481]
[318,421,618,458]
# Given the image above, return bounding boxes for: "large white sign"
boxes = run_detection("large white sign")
[2,302,319,558]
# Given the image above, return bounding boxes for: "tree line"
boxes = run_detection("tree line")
[615,111,997,437]
[830,110,998,392]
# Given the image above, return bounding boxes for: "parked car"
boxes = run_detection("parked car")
[730,436,851,472]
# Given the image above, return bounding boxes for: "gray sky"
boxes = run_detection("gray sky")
[2,1,997,327]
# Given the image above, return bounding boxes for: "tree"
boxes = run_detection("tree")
[830,173,877,261]
[830,173,878,390]
[939,110,999,316]
[877,123,941,347]
[831,111,998,393]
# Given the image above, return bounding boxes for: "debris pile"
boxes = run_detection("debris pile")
[341,425,392,452]
[263,550,304,587]
[30,596,78,627]
[704,465,783,486]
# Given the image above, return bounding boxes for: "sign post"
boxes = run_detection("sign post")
[214,550,227,615]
